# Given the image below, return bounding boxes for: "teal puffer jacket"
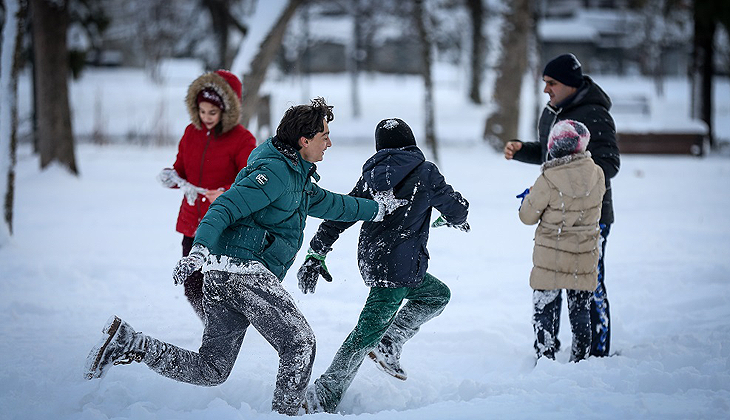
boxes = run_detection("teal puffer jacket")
[194,137,379,280]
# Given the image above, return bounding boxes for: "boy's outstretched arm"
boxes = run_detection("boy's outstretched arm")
[428,166,469,229]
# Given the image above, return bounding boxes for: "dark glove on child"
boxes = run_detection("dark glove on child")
[431,215,471,233]
[297,249,332,294]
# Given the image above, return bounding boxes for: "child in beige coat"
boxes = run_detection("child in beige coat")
[519,119,606,362]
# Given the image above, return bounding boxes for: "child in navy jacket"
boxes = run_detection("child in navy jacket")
[297,118,469,413]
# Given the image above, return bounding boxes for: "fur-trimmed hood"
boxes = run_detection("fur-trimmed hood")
[540,150,592,172]
[540,151,600,199]
[185,70,242,134]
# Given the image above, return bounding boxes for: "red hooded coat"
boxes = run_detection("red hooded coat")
[171,70,256,237]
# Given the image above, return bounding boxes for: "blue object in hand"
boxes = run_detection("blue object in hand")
[516,188,530,209]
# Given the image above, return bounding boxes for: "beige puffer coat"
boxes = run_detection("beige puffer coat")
[519,152,606,291]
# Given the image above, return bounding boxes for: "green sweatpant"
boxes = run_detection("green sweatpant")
[313,272,450,413]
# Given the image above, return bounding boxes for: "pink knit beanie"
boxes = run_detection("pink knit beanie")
[547,119,590,159]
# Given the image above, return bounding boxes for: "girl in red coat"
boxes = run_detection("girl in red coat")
[158,70,256,319]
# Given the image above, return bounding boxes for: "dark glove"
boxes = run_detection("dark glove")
[173,244,209,285]
[297,249,332,294]
[431,215,471,233]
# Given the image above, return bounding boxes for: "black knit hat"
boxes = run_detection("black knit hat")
[543,53,583,88]
[375,118,416,151]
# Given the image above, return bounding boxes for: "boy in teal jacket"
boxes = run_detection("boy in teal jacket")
[84,98,404,416]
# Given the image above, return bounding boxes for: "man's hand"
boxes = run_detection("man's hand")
[504,141,523,160]
[372,189,409,222]
[297,249,332,294]
[173,244,209,285]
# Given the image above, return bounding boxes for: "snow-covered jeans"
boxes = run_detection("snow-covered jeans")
[533,289,592,362]
[313,273,450,413]
[141,266,316,416]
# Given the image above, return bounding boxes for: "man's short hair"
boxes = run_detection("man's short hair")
[276,97,334,150]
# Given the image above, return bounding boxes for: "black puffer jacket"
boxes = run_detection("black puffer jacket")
[514,76,620,225]
[310,146,468,288]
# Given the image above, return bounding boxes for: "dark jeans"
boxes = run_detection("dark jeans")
[182,235,205,320]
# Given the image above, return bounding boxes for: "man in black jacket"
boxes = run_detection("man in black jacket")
[504,53,620,358]
[298,118,469,413]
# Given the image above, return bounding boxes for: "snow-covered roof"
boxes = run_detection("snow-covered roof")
[538,18,599,42]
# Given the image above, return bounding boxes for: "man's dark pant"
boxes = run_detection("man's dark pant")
[590,224,611,356]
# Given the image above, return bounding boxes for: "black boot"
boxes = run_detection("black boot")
[84,316,149,380]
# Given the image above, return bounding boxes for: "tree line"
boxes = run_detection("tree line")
[1,0,728,242]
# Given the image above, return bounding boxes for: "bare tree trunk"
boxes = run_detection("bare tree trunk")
[29,0,77,174]
[240,0,303,127]
[349,0,364,118]
[692,0,715,147]
[483,0,531,151]
[1,0,27,241]
[414,0,438,163]
[641,0,666,97]
[466,0,484,104]
[206,0,230,69]
[201,0,249,70]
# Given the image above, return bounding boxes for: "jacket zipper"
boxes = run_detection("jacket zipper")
[197,131,212,218]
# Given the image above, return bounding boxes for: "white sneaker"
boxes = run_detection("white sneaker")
[302,384,325,414]
[368,339,407,381]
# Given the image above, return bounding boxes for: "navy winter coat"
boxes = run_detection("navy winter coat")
[310,146,469,288]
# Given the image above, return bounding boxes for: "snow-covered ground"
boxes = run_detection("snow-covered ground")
[2,64,730,419]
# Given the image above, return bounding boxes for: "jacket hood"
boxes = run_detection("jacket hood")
[185,71,242,134]
[563,76,612,112]
[362,146,425,192]
[541,152,601,198]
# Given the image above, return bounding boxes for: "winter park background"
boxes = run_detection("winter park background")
[2,19,730,420]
